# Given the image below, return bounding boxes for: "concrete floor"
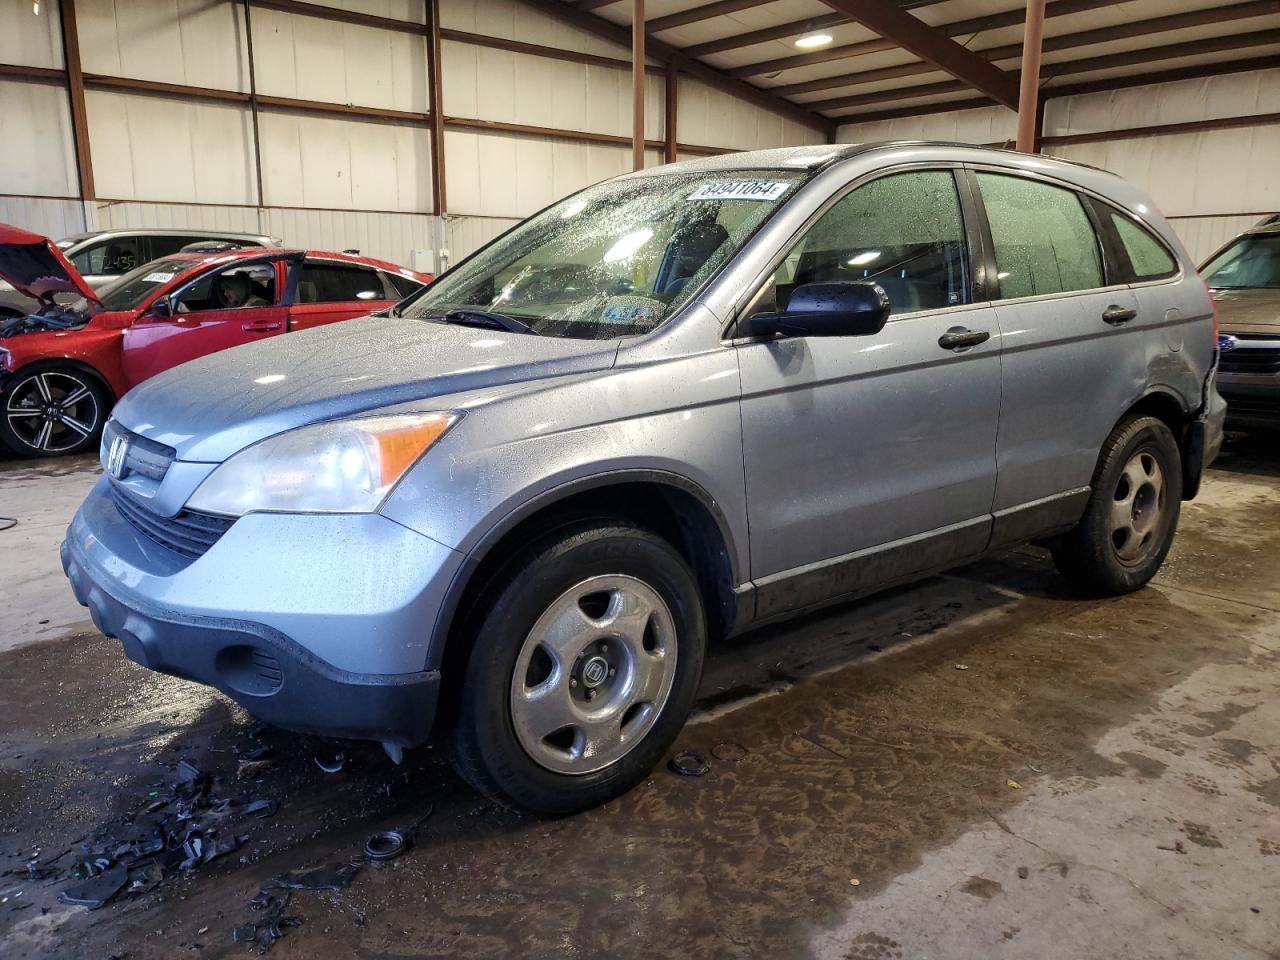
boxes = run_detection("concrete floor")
[0,439,1278,959]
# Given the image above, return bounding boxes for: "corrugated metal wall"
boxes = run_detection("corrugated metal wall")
[0,0,826,266]
[836,69,1280,262]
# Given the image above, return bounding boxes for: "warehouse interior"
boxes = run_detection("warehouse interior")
[2,1,1279,958]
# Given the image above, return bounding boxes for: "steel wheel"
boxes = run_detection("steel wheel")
[4,369,102,455]
[1109,450,1165,564]
[510,574,677,776]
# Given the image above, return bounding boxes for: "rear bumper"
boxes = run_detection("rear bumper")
[60,477,463,746]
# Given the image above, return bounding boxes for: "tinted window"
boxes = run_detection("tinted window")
[769,170,969,315]
[1109,212,1177,280]
[294,263,384,304]
[1203,234,1280,289]
[70,238,141,276]
[145,236,202,259]
[978,173,1103,299]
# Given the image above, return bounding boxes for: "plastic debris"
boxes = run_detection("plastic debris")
[668,750,710,777]
[954,663,969,671]
[235,889,303,954]
[59,865,128,909]
[711,741,748,763]
[269,862,362,892]
[1006,778,1022,789]
[314,750,349,774]
[363,831,408,862]
[244,798,278,818]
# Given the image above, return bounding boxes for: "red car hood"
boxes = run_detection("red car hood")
[0,223,100,306]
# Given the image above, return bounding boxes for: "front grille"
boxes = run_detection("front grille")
[1220,346,1280,375]
[104,420,176,482]
[111,486,234,560]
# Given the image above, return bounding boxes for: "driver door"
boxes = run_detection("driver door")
[737,167,1002,618]
[121,259,287,388]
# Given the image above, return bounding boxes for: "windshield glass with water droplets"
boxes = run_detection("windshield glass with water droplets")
[404,171,806,339]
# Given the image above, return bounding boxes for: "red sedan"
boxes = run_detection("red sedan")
[0,225,431,456]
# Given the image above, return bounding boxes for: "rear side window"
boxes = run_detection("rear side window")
[384,272,425,298]
[1108,212,1177,281]
[774,169,970,315]
[294,263,385,304]
[977,173,1103,300]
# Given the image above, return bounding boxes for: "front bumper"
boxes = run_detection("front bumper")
[1217,375,1280,430]
[61,477,465,746]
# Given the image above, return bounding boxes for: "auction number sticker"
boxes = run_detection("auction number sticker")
[142,272,176,283]
[688,181,789,202]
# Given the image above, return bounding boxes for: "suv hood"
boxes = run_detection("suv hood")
[0,223,100,306]
[113,314,620,461]
[1212,287,1280,335]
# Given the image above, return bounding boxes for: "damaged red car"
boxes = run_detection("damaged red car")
[0,225,432,457]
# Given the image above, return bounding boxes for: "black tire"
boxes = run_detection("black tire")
[1051,415,1182,595]
[0,365,110,458]
[449,521,706,815]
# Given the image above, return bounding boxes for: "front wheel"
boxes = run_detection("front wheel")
[0,366,109,457]
[449,521,706,814]
[1051,415,1182,595]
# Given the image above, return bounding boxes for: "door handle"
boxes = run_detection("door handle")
[938,327,991,350]
[1102,305,1137,325]
[241,319,283,332]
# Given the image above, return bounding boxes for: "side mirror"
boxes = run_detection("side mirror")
[146,296,173,318]
[751,281,890,338]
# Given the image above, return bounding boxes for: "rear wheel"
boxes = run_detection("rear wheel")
[1051,415,1182,595]
[449,521,706,814]
[0,366,109,457]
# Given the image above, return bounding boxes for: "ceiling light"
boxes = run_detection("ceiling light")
[794,33,832,49]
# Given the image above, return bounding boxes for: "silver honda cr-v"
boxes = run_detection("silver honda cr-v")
[62,143,1225,813]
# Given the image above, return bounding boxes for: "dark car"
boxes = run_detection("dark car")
[1203,221,1280,430]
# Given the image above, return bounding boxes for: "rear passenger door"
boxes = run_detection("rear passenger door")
[738,167,1002,618]
[287,259,395,331]
[971,169,1142,543]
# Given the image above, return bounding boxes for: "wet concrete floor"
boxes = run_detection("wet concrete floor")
[1,437,1279,958]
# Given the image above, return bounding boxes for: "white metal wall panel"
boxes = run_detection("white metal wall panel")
[836,104,1017,145]
[446,128,662,219]
[251,8,428,113]
[0,79,79,198]
[442,41,663,139]
[678,77,825,151]
[258,111,432,213]
[85,90,256,205]
[77,0,249,92]
[0,0,64,69]
[442,0,633,62]
[92,199,438,266]
[0,196,86,240]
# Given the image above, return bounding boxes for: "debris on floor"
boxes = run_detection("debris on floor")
[711,741,748,763]
[668,750,711,777]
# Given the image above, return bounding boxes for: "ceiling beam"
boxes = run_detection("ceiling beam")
[776,0,1280,98]
[825,36,1280,118]
[517,0,834,134]
[574,0,623,11]
[727,0,1114,78]
[686,13,848,58]
[815,0,1018,107]
[648,0,765,34]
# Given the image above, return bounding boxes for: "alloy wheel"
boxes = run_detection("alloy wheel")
[1110,450,1165,564]
[509,574,677,775]
[5,370,100,454]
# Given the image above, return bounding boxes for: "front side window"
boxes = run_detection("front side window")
[764,169,969,316]
[174,263,277,313]
[978,173,1103,300]
[294,263,384,303]
[1203,234,1280,289]
[402,171,804,339]
[1109,212,1177,281]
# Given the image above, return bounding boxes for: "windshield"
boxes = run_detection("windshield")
[1203,234,1280,289]
[403,171,805,338]
[96,258,195,310]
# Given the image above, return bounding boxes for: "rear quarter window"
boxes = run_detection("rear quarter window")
[1108,211,1178,281]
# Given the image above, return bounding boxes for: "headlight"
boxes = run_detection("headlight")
[186,412,457,517]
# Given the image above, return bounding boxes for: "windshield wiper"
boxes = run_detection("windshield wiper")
[434,309,536,335]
